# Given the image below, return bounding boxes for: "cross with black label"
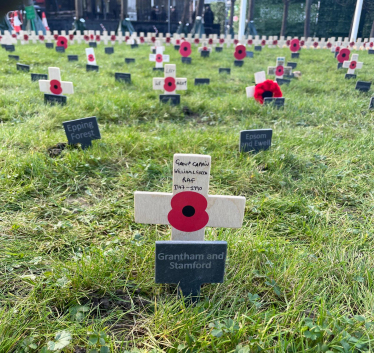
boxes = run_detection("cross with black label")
[63,116,101,149]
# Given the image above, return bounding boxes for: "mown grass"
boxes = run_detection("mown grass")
[1,42,374,352]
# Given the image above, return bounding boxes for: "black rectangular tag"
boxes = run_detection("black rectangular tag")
[125,58,135,64]
[63,116,101,149]
[56,46,65,53]
[246,51,254,58]
[369,49,374,55]
[160,94,180,105]
[45,42,54,49]
[68,55,78,61]
[200,50,210,58]
[174,45,180,50]
[6,45,15,52]
[89,42,97,47]
[291,52,300,59]
[8,55,19,60]
[219,68,231,74]
[264,97,285,108]
[337,63,343,69]
[287,62,297,69]
[131,43,138,48]
[17,63,30,72]
[105,47,114,54]
[276,78,291,85]
[31,73,48,81]
[115,72,131,83]
[181,57,192,64]
[355,81,371,92]
[153,67,164,71]
[240,129,273,153]
[86,64,99,72]
[345,74,357,79]
[254,46,262,51]
[44,94,67,106]
[215,47,223,52]
[234,60,244,67]
[194,78,210,85]
[369,97,374,109]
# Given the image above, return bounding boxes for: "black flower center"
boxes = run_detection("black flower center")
[262,91,273,99]
[184,47,188,51]
[182,206,195,217]
[238,50,242,54]
[54,85,58,89]
[168,82,172,86]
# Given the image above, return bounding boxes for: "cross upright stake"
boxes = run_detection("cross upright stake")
[135,154,246,241]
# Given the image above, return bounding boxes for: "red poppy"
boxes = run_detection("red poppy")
[335,46,340,53]
[290,38,300,52]
[84,35,89,41]
[337,48,350,63]
[247,39,253,45]
[69,34,74,40]
[253,80,282,104]
[24,34,29,41]
[273,40,278,45]
[300,40,305,46]
[166,37,171,43]
[125,36,129,41]
[168,192,209,232]
[261,39,266,46]
[219,38,224,44]
[151,37,156,43]
[326,42,332,48]
[90,34,94,40]
[53,34,58,40]
[56,36,68,49]
[286,40,291,46]
[109,35,115,41]
[12,34,17,38]
[275,65,284,76]
[194,38,200,44]
[88,54,95,62]
[164,77,176,92]
[176,39,181,45]
[234,39,239,45]
[208,38,213,45]
[39,35,45,41]
[370,42,374,48]
[313,42,318,48]
[234,44,246,60]
[363,42,367,48]
[349,41,355,47]
[349,61,357,70]
[156,54,163,63]
[203,46,208,51]
[96,35,100,41]
[179,41,191,57]
[50,80,62,95]
[181,37,185,40]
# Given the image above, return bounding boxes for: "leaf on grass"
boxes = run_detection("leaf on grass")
[211,329,223,338]
[47,330,72,351]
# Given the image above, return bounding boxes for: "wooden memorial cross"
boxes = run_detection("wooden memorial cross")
[39,67,74,105]
[267,57,292,79]
[343,54,363,79]
[135,154,246,241]
[149,46,170,69]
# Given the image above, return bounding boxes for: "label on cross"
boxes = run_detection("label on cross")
[134,154,246,241]
[153,64,187,95]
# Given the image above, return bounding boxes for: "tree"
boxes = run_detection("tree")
[280,0,291,37]
[196,0,204,17]
[229,0,236,31]
[180,0,190,25]
[120,0,128,20]
[304,0,313,38]
[247,0,255,22]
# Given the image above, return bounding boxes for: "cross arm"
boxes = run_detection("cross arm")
[342,61,350,69]
[267,67,276,75]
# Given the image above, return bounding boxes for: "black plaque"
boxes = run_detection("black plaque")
[56,46,65,53]
[276,78,291,85]
[174,45,180,50]
[246,51,254,58]
[125,58,135,64]
[194,78,210,85]
[153,67,164,72]
[31,73,48,81]
[234,60,244,67]
[63,116,101,150]
[45,42,54,49]
[291,52,300,59]
[5,45,15,52]
[181,57,192,64]
[369,97,374,109]
[44,94,67,106]
[284,73,294,79]
[287,62,297,69]
[200,50,210,58]
[152,49,156,54]
[8,55,19,60]
[155,241,227,301]
[219,68,231,74]
[240,129,272,153]
[254,46,262,51]
[89,42,97,48]
[68,55,78,61]
[17,63,30,72]
[115,72,131,83]
[131,43,139,49]
[86,64,99,72]
[159,94,180,105]
[368,49,374,55]
[1,44,6,48]
[355,81,371,92]
[345,74,357,79]
[215,47,223,52]
[105,47,114,54]
[337,63,343,69]
[264,97,285,108]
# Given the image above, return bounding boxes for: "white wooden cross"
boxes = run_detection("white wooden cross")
[39,67,74,96]
[29,31,38,43]
[151,40,164,53]
[343,54,363,75]
[45,30,54,43]
[19,31,30,45]
[267,57,292,79]
[198,42,212,53]
[153,64,187,95]
[135,154,246,241]
[102,31,110,45]
[149,46,170,68]
[246,71,268,98]
[37,30,45,43]
[85,48,97,65]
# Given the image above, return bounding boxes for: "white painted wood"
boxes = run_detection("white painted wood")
[149,46,170,68]
[267,57,292,79]
[134,154,246,241]
[153,64,187,95]
[85,48,97,65]
[39,67,74,95]
[343,54,363,75]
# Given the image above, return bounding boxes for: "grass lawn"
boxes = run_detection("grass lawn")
[1,42,374,352]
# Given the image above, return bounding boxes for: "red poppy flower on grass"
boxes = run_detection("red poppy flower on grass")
[50,80,62,95]
[179,41,191,57]
[254,80,282,105]
[300,40,305,46]
[166,37,170,43]
[247,39,253,45]
[24,34,29,41]
[335,46,340,53]
[156,54,163,63]
[39,35,45,41]
[286,40,291,46]
[349,61,357,70]
[337,48,350,63]
[234,39,239,45]
[88,54,95,62]
[53,34,58,40]
[261,39,266,46]
[273,40,278,45]
[69,34,74,40]
[111,35,116,41]
[96,35,100,41]
[202,46,208,51]
[208,38,213,45]
[164,77,176,92]
[151,37,156,43]
[84,35,89,41]
[168,191,209,232]
[326,42,332,48]
[349,42,355,47]
[370,42,374,48]
[219,38,224,44]
[313,42,318,48]
[234,44,246,60]
[90,34,94,40]
[57,36,68,49]
[290,39,300,52]
[194,38,200,44]
[275,65,284,77]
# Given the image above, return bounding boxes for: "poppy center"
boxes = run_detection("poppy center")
[182,205,195,217]
[54,85,58,89]
[168,82,172,87]
[238,50,242,54]
[184,47,188,51]
[262,91,273,99]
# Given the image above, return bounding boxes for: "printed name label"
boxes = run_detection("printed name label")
[240,129,273,153]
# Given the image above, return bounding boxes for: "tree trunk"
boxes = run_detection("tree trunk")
[196,0,204,17]
[280,1,289,37]
[120,0,128,20]
[304,0,312,38]
[247,0,255,22]
[180,0,190,25]
[371,20,374,38]
[75,0,83,18]
[229,0,235,28]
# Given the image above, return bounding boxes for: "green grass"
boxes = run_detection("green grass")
[1,43,374,352]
